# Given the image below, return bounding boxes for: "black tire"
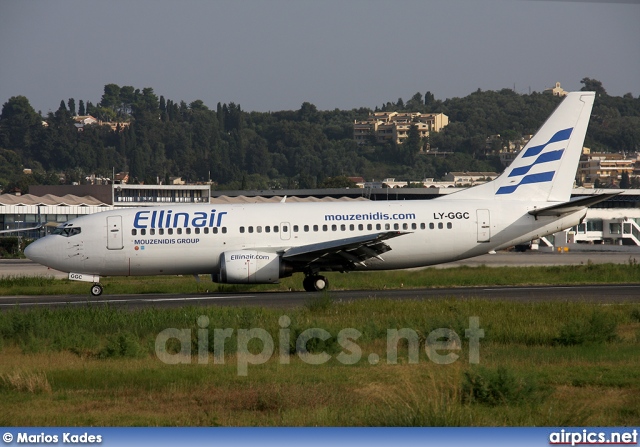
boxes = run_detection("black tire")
[91,284,103,296]
[303,276,315,292]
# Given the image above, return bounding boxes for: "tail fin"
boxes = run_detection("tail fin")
[449,91,595,202]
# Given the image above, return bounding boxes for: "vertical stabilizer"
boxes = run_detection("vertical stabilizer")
[448,92,595,202]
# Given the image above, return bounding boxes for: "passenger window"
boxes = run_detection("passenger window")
[177,228,182,235]
[331,225,337,231]
[132,229,137,236]
[248,226,254,233]
[304,225,309,232]
[274,226,279,232]
[358,224,363,231]
[204,228,209,234]
[438,223,443,229]
[429,223,434,230]
[283,226,288,232]
[213,227,218,234]
[186,228,191,235]
[150,229,156,235]
[403,223,408,230]
[411,223,417,230]
[447,222,452,229]
[293,225,299,232]
[159,229,165,235]
[168,228,173,235]
[265,226,271,233]
[322,225,328,232]
[240,226,245,233]
[222,227,227,234]
[393,224,399,230]
[257,226,263,233]
[195,228,200,234]
[376,224,381,230]
[141,229,146,236]
[349,224,354,231]
[385,223,390,230]
[420,223,426,230]
[313,225,318,232]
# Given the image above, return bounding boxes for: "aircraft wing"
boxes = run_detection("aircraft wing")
[528,193,619,217]
[281,231,408,270]
[0,224,43,234]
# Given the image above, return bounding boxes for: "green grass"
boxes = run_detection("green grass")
[0,299,639,426]
[2,262,640,296]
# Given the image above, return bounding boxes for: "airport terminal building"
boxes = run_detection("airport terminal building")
[2,184,640,247]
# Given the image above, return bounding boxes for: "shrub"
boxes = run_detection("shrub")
[97,331,146,359]
[553,310,618,346]
[461,367,546,406]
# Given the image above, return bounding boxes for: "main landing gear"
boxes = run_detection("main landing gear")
[90,283,103,296]
[302,275,329,292]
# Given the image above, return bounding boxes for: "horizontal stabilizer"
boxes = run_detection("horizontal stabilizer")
[528,193,619,217]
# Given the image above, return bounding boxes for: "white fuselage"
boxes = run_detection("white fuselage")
[25,199,585,278]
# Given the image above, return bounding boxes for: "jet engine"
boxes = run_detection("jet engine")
[216,250,292,284]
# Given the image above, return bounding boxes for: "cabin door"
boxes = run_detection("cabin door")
[476,209,491,243]
[107,215,124,250]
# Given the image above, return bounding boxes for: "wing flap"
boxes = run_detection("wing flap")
[282,231,407,269]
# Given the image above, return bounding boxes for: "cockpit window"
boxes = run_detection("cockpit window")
[52,227,81,237]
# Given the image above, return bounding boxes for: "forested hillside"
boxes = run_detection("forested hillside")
[1,78,638,193]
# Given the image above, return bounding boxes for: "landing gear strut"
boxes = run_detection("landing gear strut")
[303,275,329,292]
[90,283,103,296]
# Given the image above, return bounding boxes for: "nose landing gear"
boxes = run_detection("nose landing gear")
[90,283,103,296]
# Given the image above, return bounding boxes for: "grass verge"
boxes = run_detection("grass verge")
[0,299,638,426]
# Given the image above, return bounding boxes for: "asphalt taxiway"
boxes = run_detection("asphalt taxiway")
[1,252,639,309]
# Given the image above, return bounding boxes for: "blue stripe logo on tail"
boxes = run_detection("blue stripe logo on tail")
[496,127,573,195]
[496,172,556,195]
[523,128,572,158]
[509,149,564,177]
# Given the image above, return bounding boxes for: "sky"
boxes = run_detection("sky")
[0,0,638,115]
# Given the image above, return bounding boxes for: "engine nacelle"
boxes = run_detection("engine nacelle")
[217,250,289,284]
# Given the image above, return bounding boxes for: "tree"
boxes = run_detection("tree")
[580,78,607,96]
[78,100,85,116]
[402,124,422,163]
[407,92,424,111]
[424,91,435,107]
[298,102,318,122]
[67,98,76,116]
[620,171,630,189]
[0,96,41,150]
[100,83,121,110]
[119,85,135,115]
[319,176,356,188]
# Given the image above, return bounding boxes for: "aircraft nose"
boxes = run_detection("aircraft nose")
[24,238,49,265]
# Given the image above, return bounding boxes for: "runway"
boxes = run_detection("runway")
[1,284,639,310]
[2,253,640,310]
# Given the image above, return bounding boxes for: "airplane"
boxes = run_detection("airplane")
[25,91,613,296]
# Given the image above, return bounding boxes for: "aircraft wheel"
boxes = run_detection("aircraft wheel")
[312,275,328,291]
[303,276,315,292]
[303,275,329,292]
[91,284,103,296]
